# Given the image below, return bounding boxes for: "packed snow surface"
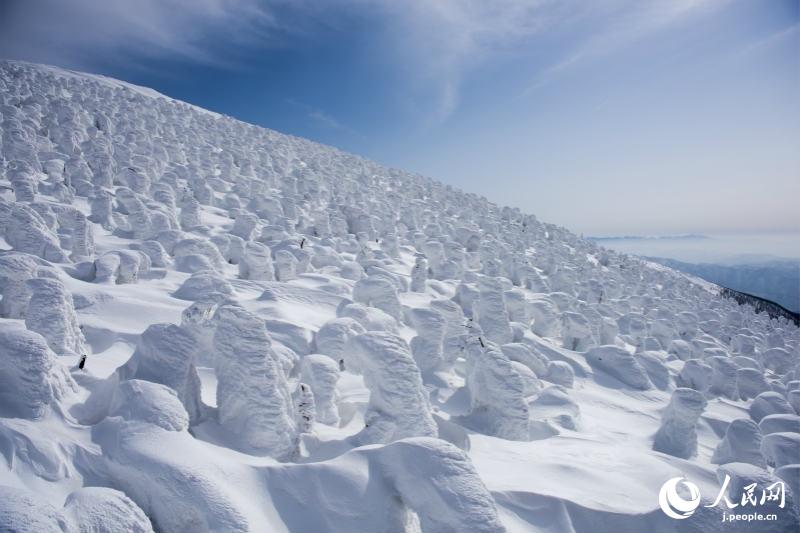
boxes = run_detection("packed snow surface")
[1,60,799,533]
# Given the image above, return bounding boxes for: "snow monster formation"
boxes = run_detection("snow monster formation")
[0,323,75,419]
[653,388,707,459]
[345,332,438,444]
[212,305,297,458]
[460,340,531,440]
[299,354,341,426]
[1,60,799,533]
[118,323,204,424]
[24,277,86,357]
[0,252,40,318]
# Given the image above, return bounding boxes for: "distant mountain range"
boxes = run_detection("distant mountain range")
[588,234,709,241]
[717,287,799,326]
[645,256,800,313]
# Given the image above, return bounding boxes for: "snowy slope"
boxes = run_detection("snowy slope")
[1,60,799,533]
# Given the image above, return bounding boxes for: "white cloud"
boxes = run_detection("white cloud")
[358,0,560,122]
[734,22,800,58]
[343,0,724,122]
[524,0,728,93]
[285,98,359,136]
[0,0,562,118]
[0,0,726,121]
[0,0,279,68]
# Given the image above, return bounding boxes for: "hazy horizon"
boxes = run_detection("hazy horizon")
[592,230,800,264]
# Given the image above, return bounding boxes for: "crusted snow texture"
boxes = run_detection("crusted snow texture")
[179,194,201,230]
[737,367,770,401]
[0,485,70,533]
[410,255,428,292]
[380,437,507,533]
[294,382,316,434]
[180,300,222,366]
[24,277,86,356]
[0,252,39,318]
[93,252,121,284]
[345,332,437,444]
[118,323,204,424]
[274,249,298,281]
[762,347,794,374]
[462,341,530,441]
[431,299,467,364]
[230,212,259,241]
[653,387,707,459]
[760,432,800,468]
[544,360,574,388]
[0,201,68,262]
[749,392,796,423]
[6,159,38,202]
[94,250,149,284]
[299,354,341,426]
[61,207,94,260]
[109,379,190,431]
[584,345,652,390]
[62,487,155,533]
[0,324,75,419]
[406,307,447,373]
[759,414,800,435]
[474,276,513,344]
[667,339,694,361]
[132,240,170,268]
[239,241,274,280]
[561,311,595,351]
[212,305,297,458]
[528,298,560,337]
[173,237,225,272]
[314,317,366,361]
[172,270,234,301]
[90,417,250,533]
[677,359,713,392]
[500,343,548,377]
[708,355,739,400]
[352,275,402,320]
[89,190,114,229]
[338,302,398,333]
[512,362,542,395]
[711,418,766,468]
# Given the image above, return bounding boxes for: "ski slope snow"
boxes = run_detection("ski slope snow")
[0,60,799,533]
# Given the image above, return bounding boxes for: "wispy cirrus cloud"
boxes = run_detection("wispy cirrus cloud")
[0,0,562,120]
[349,0,727,122]
[0,0,279,68]
[0,0,729,121]
[524,0,729,93]
[357,0,562,122]
[285,98,357,135]
[734,21,799,58]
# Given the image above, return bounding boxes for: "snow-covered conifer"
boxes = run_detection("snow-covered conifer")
[118,323,204,423]
[212,305,296,458]
[299,354,340,425]
[345,332,437,443]
[25,277,86,356]
[0,323,75,419]
[653,387,706,459]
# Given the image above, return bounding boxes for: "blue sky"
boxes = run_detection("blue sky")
[1,0,797,235]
